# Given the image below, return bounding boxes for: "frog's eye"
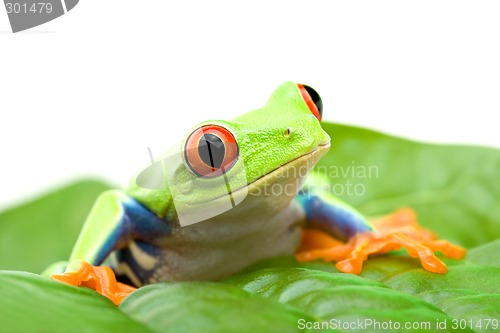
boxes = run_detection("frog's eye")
[184,125,239,178]
[297,84,323,121]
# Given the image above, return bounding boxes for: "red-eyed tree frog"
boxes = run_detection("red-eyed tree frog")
[48,82,466,305]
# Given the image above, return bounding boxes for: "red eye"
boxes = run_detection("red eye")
[297,83,323,121]
[184,125,239,178]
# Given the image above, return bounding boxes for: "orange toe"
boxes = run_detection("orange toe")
[336,258,363,275]
[426,239,467,259]
[420,255,448,274]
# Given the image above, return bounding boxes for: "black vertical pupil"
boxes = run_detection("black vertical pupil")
[303,85,323,119]
[198,134,225,169]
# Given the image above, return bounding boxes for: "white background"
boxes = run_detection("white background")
[0,1,499,210]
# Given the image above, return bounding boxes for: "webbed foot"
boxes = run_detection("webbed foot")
[51,260,136,305]
[296,208,466,274]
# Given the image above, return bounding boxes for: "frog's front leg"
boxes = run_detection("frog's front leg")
[295,190,466,274]
[50,190,171,305]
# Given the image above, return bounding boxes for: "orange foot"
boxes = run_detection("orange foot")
[296,208,467,275]
[51,261,136,305]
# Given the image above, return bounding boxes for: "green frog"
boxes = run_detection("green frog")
[49,82,466,305]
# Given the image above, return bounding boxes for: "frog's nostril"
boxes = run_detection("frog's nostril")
[297,84,323,121]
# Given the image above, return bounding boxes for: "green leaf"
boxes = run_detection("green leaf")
[0,271,153,333]
[0,180,112,273]
[0,122,499,333]
[120,282,327,333]
[225,267,472,333]
[465,239,500,267]
[378,240,500,333]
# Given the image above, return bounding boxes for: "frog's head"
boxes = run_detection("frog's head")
[169,81,330,221]
[130,82,331,223]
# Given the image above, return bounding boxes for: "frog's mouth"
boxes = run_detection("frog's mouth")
[244,142,331,192]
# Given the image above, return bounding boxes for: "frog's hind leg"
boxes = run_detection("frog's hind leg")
[295,190,466,274]
[295,190,375,273]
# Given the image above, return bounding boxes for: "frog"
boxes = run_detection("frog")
[48,81,466,305]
